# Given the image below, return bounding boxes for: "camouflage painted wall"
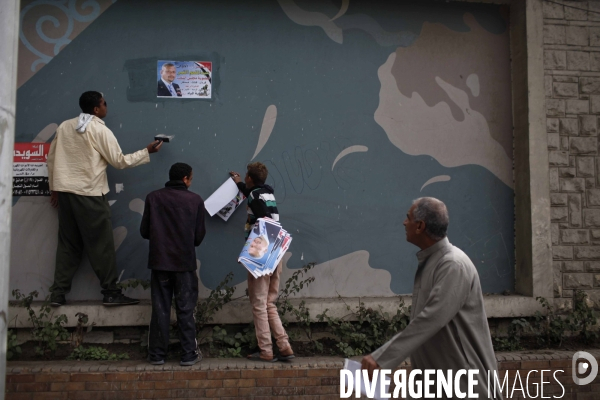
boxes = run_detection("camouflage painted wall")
[11,0,515,300]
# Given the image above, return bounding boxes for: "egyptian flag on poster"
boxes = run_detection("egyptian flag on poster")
[195,62,212,84]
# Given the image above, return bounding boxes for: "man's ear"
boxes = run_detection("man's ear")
[416,221,425,234]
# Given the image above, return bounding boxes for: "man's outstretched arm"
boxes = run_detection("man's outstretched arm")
[92,126,161,169]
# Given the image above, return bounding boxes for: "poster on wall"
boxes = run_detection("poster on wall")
[157,60,212,99]
[13,143,50,196]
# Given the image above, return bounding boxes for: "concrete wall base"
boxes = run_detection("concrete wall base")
[8,295,545,328]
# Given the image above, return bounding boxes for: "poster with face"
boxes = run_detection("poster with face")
[241,220,280,264]
[238,218,292,278]
[157,60,212,99]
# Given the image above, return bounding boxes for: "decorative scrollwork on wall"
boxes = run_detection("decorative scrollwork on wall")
[20,0,116,72]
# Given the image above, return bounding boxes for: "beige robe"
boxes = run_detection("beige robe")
[371,237,502,399]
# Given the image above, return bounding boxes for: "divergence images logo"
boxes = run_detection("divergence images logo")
[572,351,598,385]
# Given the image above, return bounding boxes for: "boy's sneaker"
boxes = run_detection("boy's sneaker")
[180,353,202,366]
[247,352,278,363]
[147,357,165,365]
[278,347,295,361]
[50,295,66,307]
[102,293,140,306]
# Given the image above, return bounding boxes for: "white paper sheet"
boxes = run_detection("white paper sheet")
[342,359,390,400]
[205,178,240,216]
[215,191,246,221]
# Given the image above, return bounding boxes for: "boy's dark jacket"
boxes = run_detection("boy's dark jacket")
[236,183,276,219]
[140,180,206,271]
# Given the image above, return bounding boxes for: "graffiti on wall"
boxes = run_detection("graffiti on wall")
[18,0,117,88]
[12,0,514,300]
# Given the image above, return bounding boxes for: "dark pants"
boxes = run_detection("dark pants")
[49,192,120,297]
[148,270,199,362]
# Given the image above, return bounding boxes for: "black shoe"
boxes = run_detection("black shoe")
[180,352,202,366]
[147,357,165,365]
[50,295,66,307]
[102,293,140,306]
[278,353,295,361]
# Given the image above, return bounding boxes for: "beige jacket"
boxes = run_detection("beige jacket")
[47,116,150,196]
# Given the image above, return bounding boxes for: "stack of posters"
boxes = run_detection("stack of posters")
[238,218,292,278]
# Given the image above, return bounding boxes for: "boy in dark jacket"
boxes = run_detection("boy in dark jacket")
[141,162,206,366]
[230,162,294,362]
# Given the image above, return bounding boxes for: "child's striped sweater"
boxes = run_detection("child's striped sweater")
[236,183,279,239]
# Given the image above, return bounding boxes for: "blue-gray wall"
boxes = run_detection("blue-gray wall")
[11,0,514,299]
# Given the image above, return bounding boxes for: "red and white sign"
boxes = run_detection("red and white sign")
[13,143,49,163]
[13,143,50,196]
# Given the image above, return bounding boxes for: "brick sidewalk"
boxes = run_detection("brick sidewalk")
[6,350,600,399]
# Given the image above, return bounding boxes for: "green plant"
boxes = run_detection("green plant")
[317,299,410,357]
[67,346,129,361]
[529,291,598,349]
[196,272,236,344]
[210,325,257,358]
[493,318,530,351]
[532,297,567,348]
[12,289,70,357]
[276,263,317,346]
[71,312,92,348]
[197,263,410,358]
[197,264,318,357]
[6,330,22,360]
[569,290,598,344]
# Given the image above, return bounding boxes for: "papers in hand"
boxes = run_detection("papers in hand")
[204,178,246,221]
[238,218,292,278]
[154,134,174,142]
[342,359,390,400]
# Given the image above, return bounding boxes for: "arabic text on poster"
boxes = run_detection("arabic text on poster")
[13,143,50,196]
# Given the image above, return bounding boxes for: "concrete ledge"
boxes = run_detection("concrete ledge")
[8,295,546,328]
[6,350,600,373]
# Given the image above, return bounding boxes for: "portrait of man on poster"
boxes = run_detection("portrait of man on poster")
[157,62,182,97]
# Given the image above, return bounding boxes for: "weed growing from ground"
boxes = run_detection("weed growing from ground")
[6,330,21,360]
[12,289,70,357]
[67,346,128,361]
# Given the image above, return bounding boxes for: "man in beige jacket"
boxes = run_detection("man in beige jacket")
[47,91,162,306]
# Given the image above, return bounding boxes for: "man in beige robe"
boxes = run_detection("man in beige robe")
[47,91,162,307]
[362,197,502,399]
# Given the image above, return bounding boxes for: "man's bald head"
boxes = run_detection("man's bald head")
[412,197,449,241]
